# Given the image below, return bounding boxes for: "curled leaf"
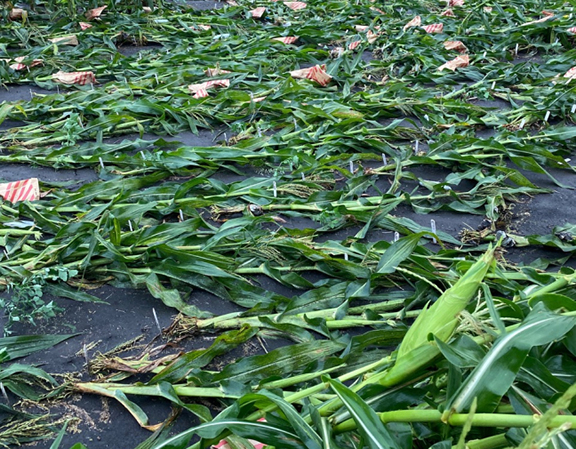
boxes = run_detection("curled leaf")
[188,79,230,98]
[367,29,381,43]
[86,5,107,20]
[9,8,27,20]
[249,7,266,18]
[272,36,299,44]
[522,15,555,26]
[403,15,421,30]
[205,68,232,76]
[444,40,467,53]
[284,1,306,10]
[348,40,361,51]
[290,64,332,86]
[563,67,576,80]
[52,71,97,85]
[49,35,79,46]
[421,23,443,33]
[438,54,470,71]
[4,56,43,71]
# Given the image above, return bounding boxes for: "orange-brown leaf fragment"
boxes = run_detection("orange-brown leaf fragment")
[52,71,97,85]
[443,40,467,53]
[437,54,469,71]
[290,64,332,86]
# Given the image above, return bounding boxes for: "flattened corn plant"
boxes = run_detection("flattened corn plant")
[2,0,576,446]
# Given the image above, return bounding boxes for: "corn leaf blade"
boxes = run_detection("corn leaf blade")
[328,378,401,449]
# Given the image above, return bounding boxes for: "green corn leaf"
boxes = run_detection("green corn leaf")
[153,418,306,449]
[210,339,346,386]
[517,382,576,449]
[517,356,570,399]
[0,363,57,385]
[45,283,106,304]
[310,406,344,449]
[446,304,576,415]
[0,104,14,126]
[376,232,429,274]
[145,272,210,317]
[49,421,68,449]
[328,378,401,449]
[528,293,576,311]
[435,335,485,369]
[256,391,323,449]
[0,334,77,361]
[150,325,258,384]
[481,284,505,334]
[111,389,151,429]
[509,155,571,189]
[134,420,177,449]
